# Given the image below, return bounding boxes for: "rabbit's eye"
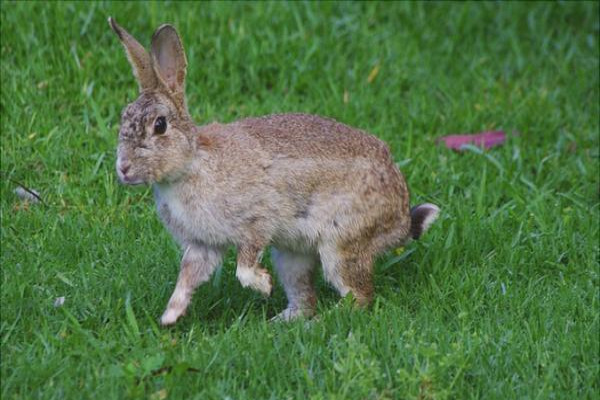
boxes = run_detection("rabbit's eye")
[154,116,167,135]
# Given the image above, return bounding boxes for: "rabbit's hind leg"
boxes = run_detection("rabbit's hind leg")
[318,240,375,307]
[236,244,273,296]
[270,248,318,321]
[161,245,223,326]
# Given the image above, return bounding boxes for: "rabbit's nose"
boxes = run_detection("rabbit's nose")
[119,162,131,175]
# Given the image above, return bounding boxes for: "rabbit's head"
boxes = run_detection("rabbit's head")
[109,18,196,185]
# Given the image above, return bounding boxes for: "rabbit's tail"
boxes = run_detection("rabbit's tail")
[410,203,440,240]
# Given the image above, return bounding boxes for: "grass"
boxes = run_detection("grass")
[1,2,598,399]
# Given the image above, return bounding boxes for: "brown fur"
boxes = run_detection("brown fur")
[108,18,440,325]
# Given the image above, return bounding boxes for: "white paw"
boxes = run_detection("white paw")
[254,269,273,296]
[237,267,273,296]
[160,308,183,326]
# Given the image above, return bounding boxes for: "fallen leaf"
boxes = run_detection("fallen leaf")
[13,202,30,212]
[437,131,506,151]
[150,389,167,400]
[367,64,380,83]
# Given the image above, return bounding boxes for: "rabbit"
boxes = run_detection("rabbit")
[108,17,440,325]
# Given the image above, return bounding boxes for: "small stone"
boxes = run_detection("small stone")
[54,297,65,307]
[15,187,40,203]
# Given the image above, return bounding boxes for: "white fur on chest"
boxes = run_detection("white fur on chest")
[154,184,235,246]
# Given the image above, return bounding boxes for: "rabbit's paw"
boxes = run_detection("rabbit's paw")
[237,267,273,296]
[160,306,185,326]
[271,307,315,322]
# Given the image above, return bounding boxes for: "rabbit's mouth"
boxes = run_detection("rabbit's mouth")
[117,171,145,185]
[116,164,145,185]
[119,175,145,186]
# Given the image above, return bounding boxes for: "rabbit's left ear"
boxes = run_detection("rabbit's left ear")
[108,17,158,92]
[151,24,187,100]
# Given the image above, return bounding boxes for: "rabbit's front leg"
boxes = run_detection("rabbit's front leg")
[160,244,223,325]
[235,244,273,296]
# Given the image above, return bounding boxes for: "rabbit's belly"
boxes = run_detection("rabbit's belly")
[272,230,318,254]
[271,215,333,253]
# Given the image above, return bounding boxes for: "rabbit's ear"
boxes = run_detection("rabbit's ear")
[150,24,187,99]
[108,17,157,91]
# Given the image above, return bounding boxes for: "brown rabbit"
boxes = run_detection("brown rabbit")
[108,18,440,325]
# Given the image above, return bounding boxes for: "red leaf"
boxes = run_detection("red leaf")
[437,131,506,151]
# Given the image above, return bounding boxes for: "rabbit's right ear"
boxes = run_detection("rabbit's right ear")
[150,24,188,110]
[108,17,157,91]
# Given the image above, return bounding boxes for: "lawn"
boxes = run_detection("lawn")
[1,2,598,399]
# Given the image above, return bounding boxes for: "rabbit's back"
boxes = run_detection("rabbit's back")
[233,113,391,161]
[231,113,408,212]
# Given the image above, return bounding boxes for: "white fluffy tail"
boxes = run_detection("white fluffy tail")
[410,203,440,239]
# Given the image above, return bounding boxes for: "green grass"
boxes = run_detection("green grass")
[1,2,598,399]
